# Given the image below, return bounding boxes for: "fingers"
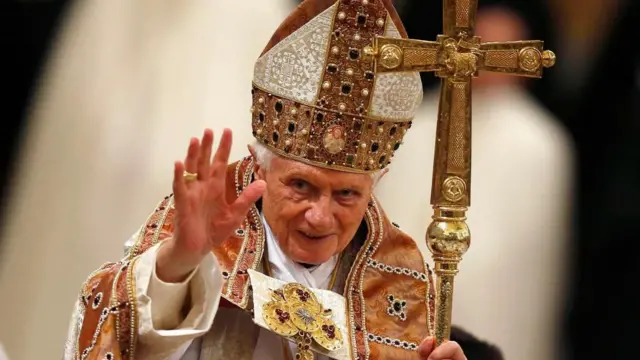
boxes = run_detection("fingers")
[184,137,200,175]
[231,180,266,218]
[418,337,435,358]
[211,128,233,177]
[172,161,188,208]
[197,129,214,180]
[426,341,466,360]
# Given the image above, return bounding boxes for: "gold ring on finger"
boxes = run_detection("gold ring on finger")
[183,171,198,182]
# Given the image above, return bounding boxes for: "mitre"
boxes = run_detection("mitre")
[250,0,423,173]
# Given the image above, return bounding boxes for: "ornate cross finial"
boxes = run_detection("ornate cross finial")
[369,0,555,345]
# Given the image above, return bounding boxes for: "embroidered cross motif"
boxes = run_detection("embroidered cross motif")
[295,308,316,326]
[386,295,407,321]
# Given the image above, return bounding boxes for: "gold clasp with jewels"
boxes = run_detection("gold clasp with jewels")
[262,283,343,359]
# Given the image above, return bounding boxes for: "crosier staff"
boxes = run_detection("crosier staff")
[366,0,556,345]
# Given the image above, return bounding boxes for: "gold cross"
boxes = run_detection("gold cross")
[370,0,555,345]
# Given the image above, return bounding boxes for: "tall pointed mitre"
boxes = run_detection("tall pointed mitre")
[251,0,423,173]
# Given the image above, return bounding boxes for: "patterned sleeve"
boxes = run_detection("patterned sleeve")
[124,228,141,258]
[62,298,84,360]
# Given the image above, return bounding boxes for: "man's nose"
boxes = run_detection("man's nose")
[304,197,333,230]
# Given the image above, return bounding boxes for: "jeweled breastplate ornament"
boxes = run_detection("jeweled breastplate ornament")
[263,283,343,359]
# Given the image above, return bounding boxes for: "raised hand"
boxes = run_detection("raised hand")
[156,128,266,283]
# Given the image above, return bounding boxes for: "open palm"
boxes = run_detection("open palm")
[168,128,265,275]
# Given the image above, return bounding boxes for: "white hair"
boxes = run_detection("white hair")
[251,141,275,169]
[251,141,385,186]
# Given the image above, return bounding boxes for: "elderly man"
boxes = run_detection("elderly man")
[63,0,501,359]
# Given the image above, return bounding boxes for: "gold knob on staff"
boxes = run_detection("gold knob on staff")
[426,206,471,344]
[542,50,556,68]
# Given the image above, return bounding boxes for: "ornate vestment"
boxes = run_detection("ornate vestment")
[65,0,448,358]
[66,156,437,360]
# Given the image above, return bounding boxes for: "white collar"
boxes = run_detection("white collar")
[260,212,338,290]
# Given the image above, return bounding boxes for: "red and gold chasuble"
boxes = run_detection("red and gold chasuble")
[70,157,436,360]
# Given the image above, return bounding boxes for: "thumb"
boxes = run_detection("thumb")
[418,337,435,358]
[231,180,266,217]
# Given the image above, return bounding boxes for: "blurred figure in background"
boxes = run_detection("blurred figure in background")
[376,4,574,360]
[0,343,8,360]
[0,0,291,359]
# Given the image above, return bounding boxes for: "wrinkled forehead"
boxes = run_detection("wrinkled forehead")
[271,154,374,188]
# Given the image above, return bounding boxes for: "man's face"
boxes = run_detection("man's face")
[254,154,374,265]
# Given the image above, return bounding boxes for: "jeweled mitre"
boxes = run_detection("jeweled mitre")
[251,0,423,173]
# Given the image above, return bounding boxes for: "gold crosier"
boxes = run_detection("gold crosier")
[366,0,556,345]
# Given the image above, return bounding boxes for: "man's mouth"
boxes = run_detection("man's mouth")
[298,231,331,240]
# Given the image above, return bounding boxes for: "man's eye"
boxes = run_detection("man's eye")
[291,179,309,191]
[338,189,356,198]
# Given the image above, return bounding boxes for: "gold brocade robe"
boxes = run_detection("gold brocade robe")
[66,156,436,360]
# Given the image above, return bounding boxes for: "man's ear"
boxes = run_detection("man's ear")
[373,167,390,188]
[247,145,266,181]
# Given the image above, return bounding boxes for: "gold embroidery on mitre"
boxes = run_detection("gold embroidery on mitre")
[250,0,422,173]
[262,283,344,358]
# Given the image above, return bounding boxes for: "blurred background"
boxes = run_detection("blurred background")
[0,0,638,359]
